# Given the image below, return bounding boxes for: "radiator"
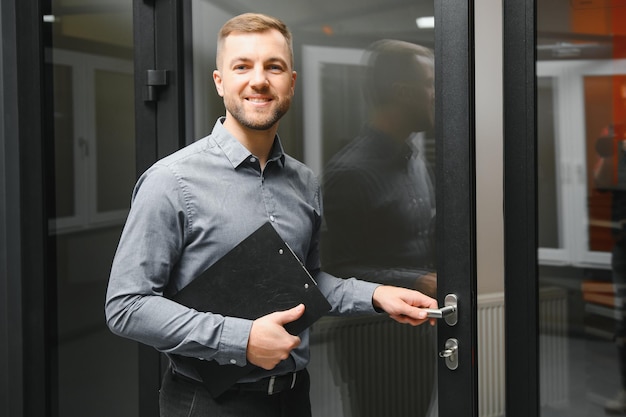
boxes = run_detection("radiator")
[309,288,569,417]
[477,293,506,417]
[478,288,569,416]
[309,314,436,417]
[538,287,569,409]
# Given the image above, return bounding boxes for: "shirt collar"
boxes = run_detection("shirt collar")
[211,117,286,169]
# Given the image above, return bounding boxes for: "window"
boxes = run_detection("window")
[538,59,626,268]
[48,49,135,234]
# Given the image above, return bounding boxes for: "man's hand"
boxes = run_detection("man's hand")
[246,304,305,370]
[372,285,438,326]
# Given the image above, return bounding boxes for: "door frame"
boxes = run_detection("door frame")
[503,0,540,416]
[137,0,480,415]
[133,1,193,416]
[1,0,50,416]
[434,0,478,415]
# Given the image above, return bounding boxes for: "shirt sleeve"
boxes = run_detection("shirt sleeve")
[314,269,381,315]
[104,164,252,367]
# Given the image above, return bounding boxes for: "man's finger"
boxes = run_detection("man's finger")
[273,303,305,325]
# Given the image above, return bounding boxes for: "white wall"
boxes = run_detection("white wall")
[475,0,504,294]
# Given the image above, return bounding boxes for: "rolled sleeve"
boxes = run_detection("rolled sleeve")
[214,316,252,366]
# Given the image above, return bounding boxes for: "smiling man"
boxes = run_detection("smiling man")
[214,26,296,141]
[105,13,438,417]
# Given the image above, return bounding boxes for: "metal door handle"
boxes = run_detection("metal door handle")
[423,305,456,318]
[422,293,458,326]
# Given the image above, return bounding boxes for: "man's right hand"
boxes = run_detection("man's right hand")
[246,304,305,370]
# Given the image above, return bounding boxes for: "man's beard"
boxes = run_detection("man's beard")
[224,96,291,131]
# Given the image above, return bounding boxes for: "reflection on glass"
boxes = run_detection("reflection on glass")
[95,69,135,213]
[538,2,626,416]
[190,2,437,416]
[46,1,137,416]
[538,77,560,249]
[320,40,437,417]
[52,63,76,218]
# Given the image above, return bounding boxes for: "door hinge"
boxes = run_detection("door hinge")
[144,69,168,102]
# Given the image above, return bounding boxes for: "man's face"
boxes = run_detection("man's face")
[390,55,434,133]
[213,29,297,132]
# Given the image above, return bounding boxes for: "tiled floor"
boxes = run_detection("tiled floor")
[541,335,623,417]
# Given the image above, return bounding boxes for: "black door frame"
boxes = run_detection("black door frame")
[1,0,50,416]
[434,0,478,415]
[130,0,485,415]
[139,1,480,415]
[133,0,191,416]
[0,0,192,415]
[503,0,539,416]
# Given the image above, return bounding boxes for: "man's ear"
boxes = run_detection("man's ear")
[213,69,224,97]
[289,70,297,96]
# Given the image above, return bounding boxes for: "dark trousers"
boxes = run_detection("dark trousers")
[613,241,626,387]
[159,369,312,417]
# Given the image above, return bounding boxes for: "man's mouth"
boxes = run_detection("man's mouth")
[246,97,272,103]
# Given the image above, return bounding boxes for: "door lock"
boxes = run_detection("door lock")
[439,338,459,370]
[422,293,458,326]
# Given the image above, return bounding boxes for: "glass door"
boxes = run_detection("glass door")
[139,0,476,415]
[536,2,626,416]
[42,0,138,416]
[192,5,442,412]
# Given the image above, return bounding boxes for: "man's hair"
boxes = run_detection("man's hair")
[363,39,434,107]
[216,13,294,69]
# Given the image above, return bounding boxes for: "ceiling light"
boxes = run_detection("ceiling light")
[416,16,434,29]
[43,15,60,23]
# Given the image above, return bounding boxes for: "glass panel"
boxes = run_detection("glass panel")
[538,77,560,249]
[45,0,137,416]
[584,74,623,254]
[94,69,135,213]
[52,63,76,219]
[537,1,626,416]
[191,2,437,416]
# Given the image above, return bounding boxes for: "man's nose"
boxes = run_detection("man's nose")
[250,68,269,89]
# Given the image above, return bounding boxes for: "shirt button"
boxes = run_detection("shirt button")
[249,157,257,163]
[269,215,276,222]
[230,359,237,365]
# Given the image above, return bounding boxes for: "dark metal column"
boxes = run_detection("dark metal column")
[503,0,539,416]
[435,0,478,415]
[133,1,189,416]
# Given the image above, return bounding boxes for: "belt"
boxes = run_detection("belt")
[235,371,300,395]
[171,368,302,396]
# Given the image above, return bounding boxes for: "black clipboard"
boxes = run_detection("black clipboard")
[171,222,331,397]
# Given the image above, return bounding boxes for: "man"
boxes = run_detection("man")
[322,39,436,295]
[105,13,437,417]
[321,40,437,417]
[594,124,626,414]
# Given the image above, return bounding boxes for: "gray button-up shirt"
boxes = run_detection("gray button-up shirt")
[105,118,379,382]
